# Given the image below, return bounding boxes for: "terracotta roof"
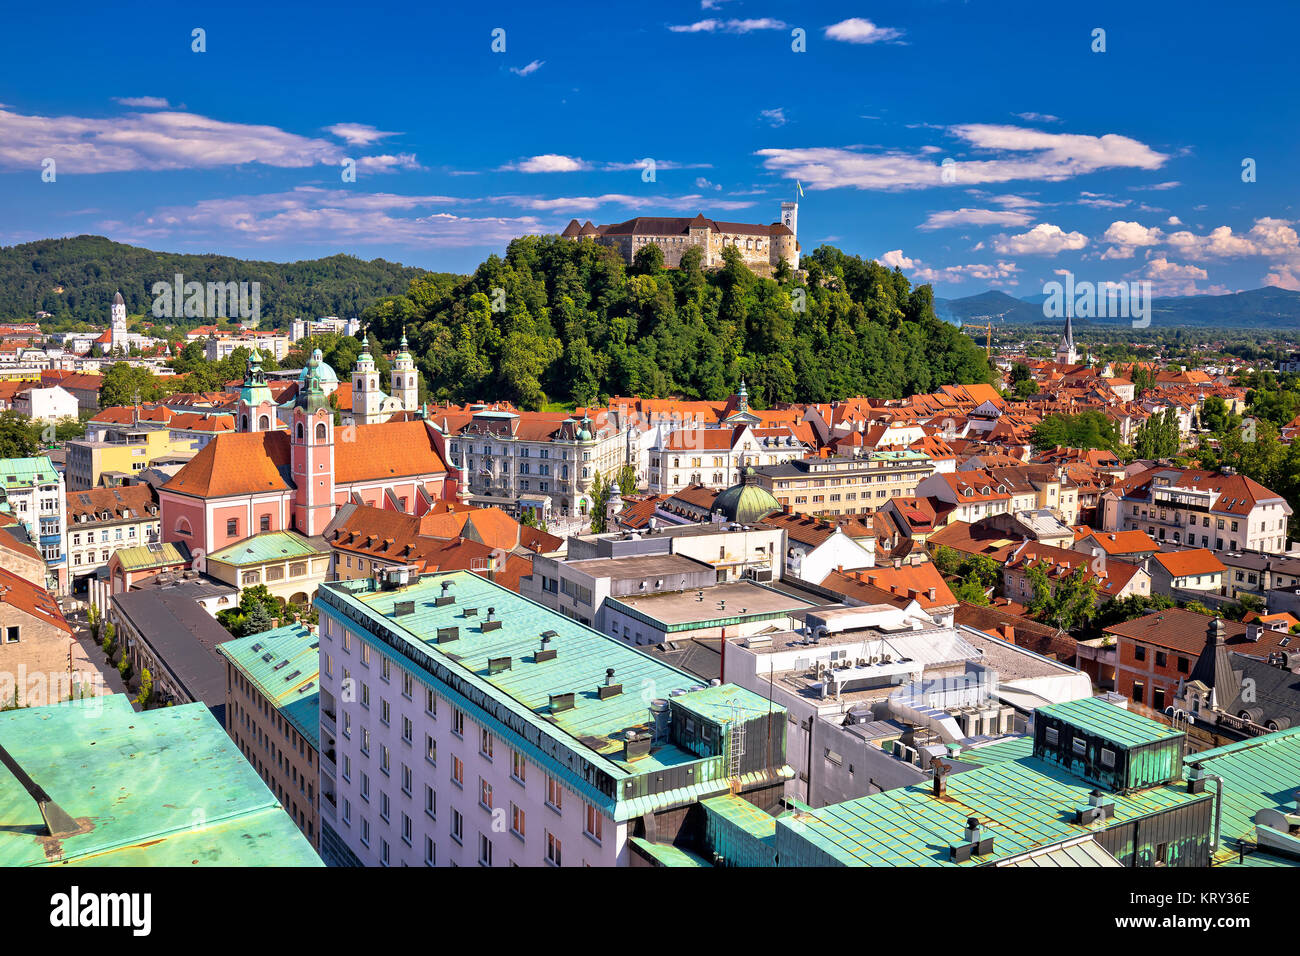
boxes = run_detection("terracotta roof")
[0,565,71,634]
[1073,529,1159,555]
[162,431,292,498]
[954,601,1078,661]
[1004,541,1143,598]
[758,511,840,547]
[66,484,158,523]
[1102,608,1264,654]
[823,563,956,613]
[1151,548,1225,577]
[335,421,447,484]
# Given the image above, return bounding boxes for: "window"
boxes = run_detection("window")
[1132,680,1145,704]
[424,837,436,866]
[511,750,526,784]
[510,803,525,838]
[479,778,493,810]
[479,728,493,760]
[360,818,370,847]
[4,626,19,644]
[426,688,437,715]
[1155,651,1167,668]
[226,518,239,537]
[360,772,370,801]
[478,833,493,866]
[402,716,413,744]
[425,734,437,765]
[451,809,463,845]
[451,755,464,787]
[425,785,436,819]
[401,763,412,795]
[545,775,563,812]
[1134,645,1146,662]
[260,514,271,532]
[546,831,562,866]
[584,803,603,844]
[452,707,464,737]
[401,812,412,846]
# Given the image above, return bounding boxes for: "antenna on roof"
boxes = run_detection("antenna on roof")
[0,742,80,837]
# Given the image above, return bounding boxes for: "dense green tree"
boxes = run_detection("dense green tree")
[1133,408,1182,459]
[1025,563,1100,631]
[1031,411,1122,453]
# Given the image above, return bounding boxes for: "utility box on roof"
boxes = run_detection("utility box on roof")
[1033,697,1184,793]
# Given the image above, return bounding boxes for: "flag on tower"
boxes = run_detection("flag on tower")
[796,181,804,198]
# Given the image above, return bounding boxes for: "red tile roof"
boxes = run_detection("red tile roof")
[0,565,71,634]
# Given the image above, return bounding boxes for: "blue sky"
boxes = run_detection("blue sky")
[2,0,1298,298]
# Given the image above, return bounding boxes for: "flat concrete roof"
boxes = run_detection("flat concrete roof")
[566,552,711,580]
[607,580,815,628]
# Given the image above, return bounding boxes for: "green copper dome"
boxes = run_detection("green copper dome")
[711,466,779,524]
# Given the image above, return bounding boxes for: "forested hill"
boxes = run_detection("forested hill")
[0,236,430,327]
[360,237,996,410]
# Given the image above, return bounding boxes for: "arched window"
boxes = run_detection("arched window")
[316,422,327,441]
[259,415,270,430]
[174,517,192,536]
[296,422,305,440]
[241,414,249,431]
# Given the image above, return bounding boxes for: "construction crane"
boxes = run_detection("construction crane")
[964,321,993,358]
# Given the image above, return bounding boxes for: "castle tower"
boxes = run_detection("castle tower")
[236,348,277,433]
[351,337,383,426]
[1056,314,1079,366]
[391,328,418,412]
[780,202,798,241]
[291,357,336,536]
[110,291,128,353]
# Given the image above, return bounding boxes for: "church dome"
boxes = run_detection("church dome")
[711,467,780,524]
[113,291,124,305]
[297,348,339,385]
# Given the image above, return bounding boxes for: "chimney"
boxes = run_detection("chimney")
[605,667,616,687]
[931,758,949,797]
[963,817,982,844]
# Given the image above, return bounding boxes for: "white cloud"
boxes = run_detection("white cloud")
[877,249,1019,285]
[112,96,169,108]
[1138,257,1208,296]
[1167,216,1182,226]
[1129,181,1181,191]
[1013,112,1060,123]
[823,18,904,44]
[695,177,721,191]
[1100,220,1164,259]
[510,60,545,76]
[356,153,423,172]
[325,123,399,146]
[501,154,589,173]
[1166,217,1298,259]
[919,208,1033,230]
[496,193,754,213]
[123,186,541,247]
[669,18,787,33]
[1265,267,1300,291]
[760,108,787,127]
[0,105,404,173]
[756,124,1167,192]
[993,223,1088,255]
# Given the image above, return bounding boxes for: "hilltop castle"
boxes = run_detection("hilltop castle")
[562,202,800,276]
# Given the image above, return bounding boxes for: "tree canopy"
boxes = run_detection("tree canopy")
[360,237,994,411]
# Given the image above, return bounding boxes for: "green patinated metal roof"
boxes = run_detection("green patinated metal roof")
[209,530,325,566]
[0,456,59,486]
[1038,697,1182,748]
[0,695,321,866]
[629,837,712,867]
[1187,726,1300,867]
[775,752,1209,867]
[218,622,320,751]
[956,735,1034,767]
[319,572,784,794]
[112,541,189,572]
[670,683,772,728]
[702,793,778,839]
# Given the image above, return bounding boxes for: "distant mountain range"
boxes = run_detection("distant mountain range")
[934,286,1300,329]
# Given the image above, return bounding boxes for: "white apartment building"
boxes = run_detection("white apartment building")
[443,409,634,519]
[647,424,805,495]
[0,456,67,593]
[314,569,790,867]
[1100,467,1291,554]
